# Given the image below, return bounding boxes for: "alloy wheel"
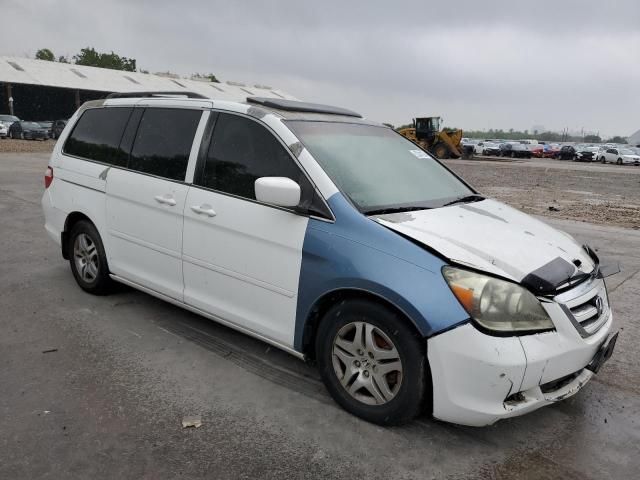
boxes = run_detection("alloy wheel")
[73,233,99,283]
[331,321,403,405]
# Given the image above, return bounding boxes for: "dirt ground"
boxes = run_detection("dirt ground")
[0,138,56,153]
[448,158,640,230]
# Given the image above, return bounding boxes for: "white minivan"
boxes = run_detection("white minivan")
[42,92,618,426]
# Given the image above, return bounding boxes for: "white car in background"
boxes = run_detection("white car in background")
[474,141,500,155]
[0,114,20,138]
[598,147,640,165]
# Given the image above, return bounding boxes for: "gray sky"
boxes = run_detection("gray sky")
[1,0,638,136]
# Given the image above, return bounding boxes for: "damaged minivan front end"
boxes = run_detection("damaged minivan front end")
[375,202,618,426]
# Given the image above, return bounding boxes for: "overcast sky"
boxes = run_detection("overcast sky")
[1,0,638,136]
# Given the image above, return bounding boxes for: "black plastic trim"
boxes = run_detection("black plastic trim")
[106,91,208,99]
[247,97,362,118]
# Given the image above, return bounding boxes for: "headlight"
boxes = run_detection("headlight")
[442,266,554,333]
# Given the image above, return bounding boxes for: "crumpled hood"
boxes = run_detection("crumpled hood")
[373,199,595,283]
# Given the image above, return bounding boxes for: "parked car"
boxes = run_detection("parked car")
[0,114,20,138]
[42,93,618,427]
[543,144,561,158]
[598,147,640,165]
[575,145,599,162]
[558,145,577,160]
[499,142,532,158]
[8,121,50,140]
[476,141,500,155]
[529,144,544,158]
[36,121,54,138]
[459,139,476,159]
[51,119,68,139]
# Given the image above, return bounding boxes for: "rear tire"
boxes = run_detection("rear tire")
[617,158,622,165]
[67,220,114,295]
[316,299,428,425]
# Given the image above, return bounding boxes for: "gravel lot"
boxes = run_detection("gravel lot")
[449,158,640,229]
[2,151,640,479]
[0,138,57,153]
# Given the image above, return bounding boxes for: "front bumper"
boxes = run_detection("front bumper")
[428,276,614,426]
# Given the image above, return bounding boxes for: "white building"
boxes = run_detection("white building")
[0,56,295,120]
[627,129,640,146]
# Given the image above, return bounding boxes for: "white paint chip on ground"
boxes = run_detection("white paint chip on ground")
[182,416,202,428]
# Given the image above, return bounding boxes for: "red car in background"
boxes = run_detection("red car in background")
[529,144,544,157]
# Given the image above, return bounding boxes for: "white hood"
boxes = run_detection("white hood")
[373,199,595,282]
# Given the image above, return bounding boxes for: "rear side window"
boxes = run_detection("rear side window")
[200,113,303,199]
[129,108,201,181]
[63,107,132,166]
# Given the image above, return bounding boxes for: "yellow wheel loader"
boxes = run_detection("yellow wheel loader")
[398,117,471,159]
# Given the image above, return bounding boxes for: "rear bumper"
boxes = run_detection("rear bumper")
[42,188,64,247]
[427,277,614,426]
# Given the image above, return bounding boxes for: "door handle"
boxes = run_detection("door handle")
[191,204,217,217]
[154,194,177,206]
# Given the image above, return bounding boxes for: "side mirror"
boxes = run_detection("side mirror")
[255,177,301,208]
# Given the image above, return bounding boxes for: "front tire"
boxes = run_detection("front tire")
[68,220,114,295]
[431,143,449,159]
[617,158,623,165]
[316,299,428,425]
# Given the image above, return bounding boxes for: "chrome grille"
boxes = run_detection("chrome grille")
[554,276,610,336]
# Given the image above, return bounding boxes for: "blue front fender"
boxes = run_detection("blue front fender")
[294,194,469,352]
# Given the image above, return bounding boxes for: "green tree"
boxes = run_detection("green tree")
[584,134,601,143]
[605,136,627,144]
[73,47,136,72]
[35,48,55,61]
[192,72,220,83]
[58,56,69,63]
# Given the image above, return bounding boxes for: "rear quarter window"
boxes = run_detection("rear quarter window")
[63,107,132,166]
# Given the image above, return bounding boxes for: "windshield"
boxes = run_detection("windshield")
[286,121,474,213]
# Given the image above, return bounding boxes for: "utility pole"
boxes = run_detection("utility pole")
[5,83,12,114]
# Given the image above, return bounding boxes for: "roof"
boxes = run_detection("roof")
[627,129,640,145]
[0,56,295,102]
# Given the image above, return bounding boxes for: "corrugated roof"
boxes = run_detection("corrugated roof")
[0,56,296,102]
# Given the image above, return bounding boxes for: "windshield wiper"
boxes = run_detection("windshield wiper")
[441,194,485,207]
[364,205,430,216]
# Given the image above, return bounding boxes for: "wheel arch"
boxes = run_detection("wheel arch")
[299,287,425,361]
[61,211,96,259]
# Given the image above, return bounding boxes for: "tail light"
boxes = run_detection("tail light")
[44,166,54,189]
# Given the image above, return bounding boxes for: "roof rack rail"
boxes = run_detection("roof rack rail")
[106,91,208,99]
[246,97,362,118]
